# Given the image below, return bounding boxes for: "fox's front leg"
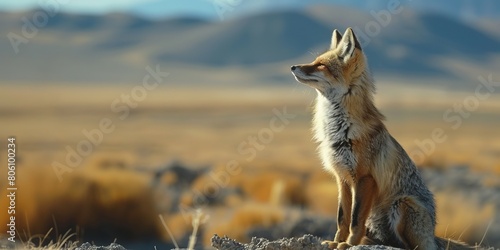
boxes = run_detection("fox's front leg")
[322,181,352,249]
[337,175,377,250]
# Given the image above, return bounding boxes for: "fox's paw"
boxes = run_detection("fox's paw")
[321,240,340,249]
[321,241,353,250]
[336,242,352,250]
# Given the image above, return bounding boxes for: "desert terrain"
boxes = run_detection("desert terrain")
[1,81,499,248]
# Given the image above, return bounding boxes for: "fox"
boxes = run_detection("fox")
[291,28,470,250]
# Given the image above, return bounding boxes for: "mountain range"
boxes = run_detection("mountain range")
[1,5,499,88]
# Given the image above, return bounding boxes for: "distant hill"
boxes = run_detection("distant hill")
[0,6,499,87]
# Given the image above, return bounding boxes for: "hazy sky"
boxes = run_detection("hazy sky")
[0,0,498,21]
[0,0,220,18]
[0,0,152,12]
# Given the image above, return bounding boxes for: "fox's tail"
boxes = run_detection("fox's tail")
[435,236,473,250]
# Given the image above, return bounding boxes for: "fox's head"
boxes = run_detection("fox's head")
[291,28,370,97]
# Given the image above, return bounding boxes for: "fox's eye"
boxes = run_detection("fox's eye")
[317,64,336,78]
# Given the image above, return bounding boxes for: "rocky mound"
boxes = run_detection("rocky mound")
[211,234,402,250]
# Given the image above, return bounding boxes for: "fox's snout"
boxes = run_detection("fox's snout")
[290,65,305,78]
[290,63,323,86]
[291,64,316,74]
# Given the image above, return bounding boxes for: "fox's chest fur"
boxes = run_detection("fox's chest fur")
[313,91,361,176]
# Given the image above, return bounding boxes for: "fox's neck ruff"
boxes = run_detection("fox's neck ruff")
[314,92,357,170]
[313,71,384,170]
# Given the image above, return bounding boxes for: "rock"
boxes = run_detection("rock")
[76,242,127,250]
[349,246,403,250]
[211,234,402,250]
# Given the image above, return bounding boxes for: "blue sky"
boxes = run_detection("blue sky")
[0,0,237,19]
[0,0,153,12]
[0,0,498,21]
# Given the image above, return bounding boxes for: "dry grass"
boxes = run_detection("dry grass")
[233,170,306,205]
[189,165,308,206]
[19,229,79,250]
[159,212,191,244]
[1,84,498,173]
[0,84,499,247]
[0,163,162,243]
[203,203,285,245]
[435,192,495,244]
[305,181,338,216]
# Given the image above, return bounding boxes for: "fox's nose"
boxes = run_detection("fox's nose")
[291,65,297,71]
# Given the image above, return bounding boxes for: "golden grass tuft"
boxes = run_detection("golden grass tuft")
[234,170,306,205]
[203,203,285,245]
[189,166,307,206]
[493,163,500,175]
[160,212,192,244]
[0,164,163,243]
[82,153,136,171]
[302,168,338,216]
[160,172,178,186]
[20,228,79,250]
[435,192,495,243]
[224,193,244,207]
[304,181,338,216]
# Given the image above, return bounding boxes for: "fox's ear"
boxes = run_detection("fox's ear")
[338,27,362,61]
[330,29,343,50]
